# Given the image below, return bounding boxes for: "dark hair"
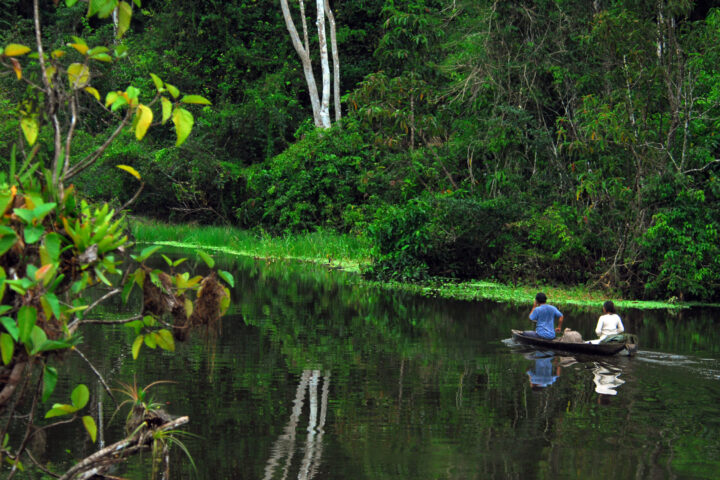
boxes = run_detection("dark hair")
[535,292,547,304]
[603,300,616,313]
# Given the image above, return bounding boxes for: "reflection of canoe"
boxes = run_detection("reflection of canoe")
[511,329,636,356]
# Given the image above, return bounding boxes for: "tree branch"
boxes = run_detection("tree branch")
[58,416,189,480]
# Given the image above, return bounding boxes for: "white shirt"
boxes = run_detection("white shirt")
[595,313,624,340]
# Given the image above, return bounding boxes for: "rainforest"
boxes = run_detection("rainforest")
[1,1,720,478]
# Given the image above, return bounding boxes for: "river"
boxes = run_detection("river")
[40,254,720,479]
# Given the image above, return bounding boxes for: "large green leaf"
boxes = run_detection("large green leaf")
[17,306,37,344]
[172,107,193,146]
[218,270,234,288]
[132,334,143,359]
[83,415,98,442]
[0,333,14,365]
[24,226,44,244]
[0,317,18,342]
[20,116,38,146]
[67,62,90,88]
[117,1,132,38]
[45,403,77,418]
[197,250,214,268]
[180,94,211,105]
[71,384,90,409]
[0,234,17,256]
[29,326,48,355]
[42,366,58,402]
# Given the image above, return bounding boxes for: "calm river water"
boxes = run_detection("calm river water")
[43,254,720,479]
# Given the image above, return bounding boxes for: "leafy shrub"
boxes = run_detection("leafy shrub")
[239,123,381,233]
[366,193,520,281]
[638,188,720,301]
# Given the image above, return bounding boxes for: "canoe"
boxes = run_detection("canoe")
[511,329,636,356]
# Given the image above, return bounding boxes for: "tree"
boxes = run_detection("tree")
[0,1,231,477]
[280,0,341,128]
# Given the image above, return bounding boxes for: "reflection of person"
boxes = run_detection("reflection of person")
[526,292,563,339]
[595,300,624,341]
[592,363,625,399]
[527,352,561,390]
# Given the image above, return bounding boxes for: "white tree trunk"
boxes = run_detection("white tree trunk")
[316,0,331,128]
[324,0,341,123]
[280,0,324,127]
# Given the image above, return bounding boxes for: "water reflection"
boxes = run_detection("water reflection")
[526,351,561,390]
[592,362,625,396]
[519,347,629,401]
[263,370,330,480]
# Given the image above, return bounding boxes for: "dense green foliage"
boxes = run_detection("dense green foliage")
[3,0,720,301]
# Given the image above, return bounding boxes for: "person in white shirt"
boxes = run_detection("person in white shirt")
[595,300,624,341]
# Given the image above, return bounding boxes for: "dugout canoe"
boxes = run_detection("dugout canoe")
[511,329,637,356]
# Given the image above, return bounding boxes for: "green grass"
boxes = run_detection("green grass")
[130,218,693,310]
[379,280,684,310]
[129,217,372,272]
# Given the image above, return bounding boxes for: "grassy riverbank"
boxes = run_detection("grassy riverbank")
[130,218,685,310]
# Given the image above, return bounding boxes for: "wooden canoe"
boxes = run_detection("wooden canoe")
[511,329,635,356]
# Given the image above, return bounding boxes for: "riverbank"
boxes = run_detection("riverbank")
[130,218,686,310]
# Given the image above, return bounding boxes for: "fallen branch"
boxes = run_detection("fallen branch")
[58,416,189,480]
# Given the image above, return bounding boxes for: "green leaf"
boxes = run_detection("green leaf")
[117,1,132,38]
[125,319,144,335]
[197,250,214,268]
[180,94,211,105]
[121,278,135,304]
[134,245,162,262]
[172,107,194,146]
[218,270,234,288]
[155,329,175,352]
[132,334,143,359]
[45,403,77,418]
[42,366,58,402]
[71,384,90,409]
[66,0,80,6]
[0,317,18,342]
[29,325,48,355]
[144,332,157,349]
[13,208,35,224]
[24,226,44,244]
[33,202,56,222]
[43,233,62,262]
[43,293,61,320]
[150,73,164,92]
[160,97,172,124]
[90,53,112,62]
[67,62,90,88]
[20,116,38,146]
[17,305,37,344]
[94,266,112,286]
[36,339,74,353]
[83,415,98,442]
[0,333,14,365]
[165,83,179,98]
[0,233,17,256]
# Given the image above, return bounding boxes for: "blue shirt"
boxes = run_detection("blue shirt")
[527,355,559,387]
[529,304,562,339]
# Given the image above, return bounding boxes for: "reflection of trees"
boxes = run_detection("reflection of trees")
[263,370,330,480]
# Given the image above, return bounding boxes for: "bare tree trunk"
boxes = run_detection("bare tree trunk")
[324,0,341,123]
[315,0,331,128]
[280,0,323,127]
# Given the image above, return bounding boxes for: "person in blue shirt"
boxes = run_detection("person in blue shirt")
[525,292,563,339]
